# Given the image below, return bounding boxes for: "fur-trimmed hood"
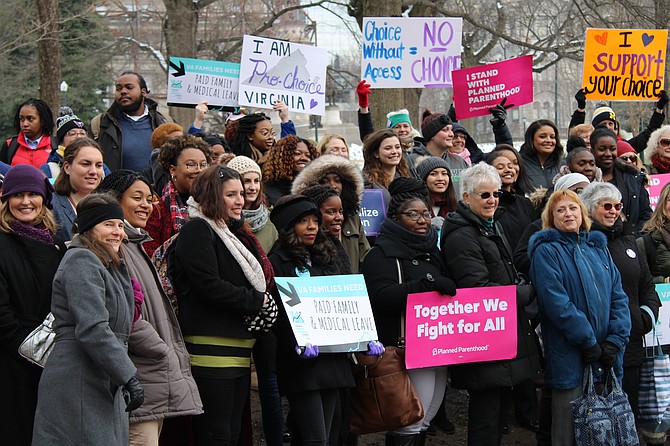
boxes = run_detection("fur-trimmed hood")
[291,154,364,216]
[528,228,607,258]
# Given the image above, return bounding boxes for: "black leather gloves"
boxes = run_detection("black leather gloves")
[582,343,602,364]
[575,88,587,110]
[599,341,620,370]
[123,376,144,412]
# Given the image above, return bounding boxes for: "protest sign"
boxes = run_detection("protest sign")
[452,56,533,120]
[360,17,462,89]
[646,173,670,210]
[582,28,668,101]
[359,189,386,236]
[239,35,328,115]
[274,275,378,353]
[167,56,240,109]
[645,284,670,347]
[404,286,517,369]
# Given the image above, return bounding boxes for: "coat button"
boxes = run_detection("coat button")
[426,273,434,281]
[412,260,419,265]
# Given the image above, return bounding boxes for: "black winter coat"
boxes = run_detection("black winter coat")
[171,218,264,341]
[0,231,66,446]
[610,160,652,236]
[496,190,536,251]
[441,202,541,390]
[361,232,448,347]
[591,220,660,367]
[268,246,355,396]
[519,146,566,191]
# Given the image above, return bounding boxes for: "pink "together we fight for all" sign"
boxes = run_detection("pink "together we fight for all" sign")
[404,286,518,369]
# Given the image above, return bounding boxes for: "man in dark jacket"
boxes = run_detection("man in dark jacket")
[91,71,171,172]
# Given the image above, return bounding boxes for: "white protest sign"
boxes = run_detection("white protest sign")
[361,17,462,89]
[274,274,378,352]
[239,35,328,115]
[645,283,670,347]
[167,56,240,108]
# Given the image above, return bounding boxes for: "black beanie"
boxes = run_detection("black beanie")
[270,195,321,232]
[421,113,452,142]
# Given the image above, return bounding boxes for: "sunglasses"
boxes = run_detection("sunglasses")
[601,202,623,211]
[660,139,670,147]
[619,154,637,163]
[475,190,502,199]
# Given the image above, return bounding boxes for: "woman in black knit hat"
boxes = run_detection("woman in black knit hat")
[362,177,457,445]
[97,170,203,444]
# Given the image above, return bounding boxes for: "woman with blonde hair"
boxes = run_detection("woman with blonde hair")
[316,134,350,158]
[529,189,630,446]
[0,165,66,446]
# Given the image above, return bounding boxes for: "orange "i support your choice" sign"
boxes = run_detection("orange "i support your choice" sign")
[582,28,668,101]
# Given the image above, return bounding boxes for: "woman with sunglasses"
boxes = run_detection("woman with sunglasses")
[441,163,540,446]
[144,135,212,256]
[644,125,670,174]
[580,182,660,426]
[591,127,652,236]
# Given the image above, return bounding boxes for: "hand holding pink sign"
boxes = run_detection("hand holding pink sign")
[404,286,517,369]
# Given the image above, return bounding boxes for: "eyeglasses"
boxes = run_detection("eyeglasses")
[659,139,670,147]
[66,129,87,137]
[453,134,467,140]
[475,190,502,199]
[178,162,210,172]
[255,130,276,138]
[601,202,623,211]
[401,211,432,222]
[619,154,637,163]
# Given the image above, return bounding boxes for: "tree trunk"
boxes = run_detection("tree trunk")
[361,0,405,131]
[36,0,61,118]
[163,0,199,127]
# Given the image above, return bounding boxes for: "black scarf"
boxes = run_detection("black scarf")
[379,217,438,253]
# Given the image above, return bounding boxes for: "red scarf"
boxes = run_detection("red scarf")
[651,154,670,174]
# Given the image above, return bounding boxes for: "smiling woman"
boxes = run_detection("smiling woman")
[519,119,565,190]
[51,137,105,242]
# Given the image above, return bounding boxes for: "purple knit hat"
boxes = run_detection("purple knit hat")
[1,164,54,209]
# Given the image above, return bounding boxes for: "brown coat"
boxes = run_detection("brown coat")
[123,224,202,422]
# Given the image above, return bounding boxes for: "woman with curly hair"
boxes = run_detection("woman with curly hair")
[143,134,212,256]
[362,129,409,207]
[262,135,318,206]
[230,113,275,164]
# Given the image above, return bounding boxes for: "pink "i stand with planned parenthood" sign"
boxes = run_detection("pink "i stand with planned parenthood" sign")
[404,286,517,369]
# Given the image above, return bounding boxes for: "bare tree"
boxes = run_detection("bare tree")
[36,0,61,115]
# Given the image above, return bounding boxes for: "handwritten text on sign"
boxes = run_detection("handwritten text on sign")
[645,173,670,210]
[452,56,533,120]
[405,286,517,369]
[361,17,462,89]
[167,57,240,108]
[582,28,668,101]
[239,35,328,115]
[274,275,378,353]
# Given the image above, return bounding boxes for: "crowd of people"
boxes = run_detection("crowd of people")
[0,70,668,446]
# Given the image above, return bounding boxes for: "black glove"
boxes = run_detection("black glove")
[599,341,619,370]
[447,103,457,122]
[575,88,587,110]
[488,98,511,129]
[582,343,602,364]
[435,276,457,296]
[516,283,536,305]
[641,310,654,334]
[657,90,669,110]
[123,376,144,412]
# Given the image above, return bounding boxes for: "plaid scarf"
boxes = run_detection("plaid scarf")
[161,181,189,233]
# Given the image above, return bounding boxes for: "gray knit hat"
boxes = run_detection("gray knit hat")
[415,156,451,182]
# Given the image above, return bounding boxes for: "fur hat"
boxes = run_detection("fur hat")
[415,156,450,182]
[227,156,262,179]
[591,106,617,128]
